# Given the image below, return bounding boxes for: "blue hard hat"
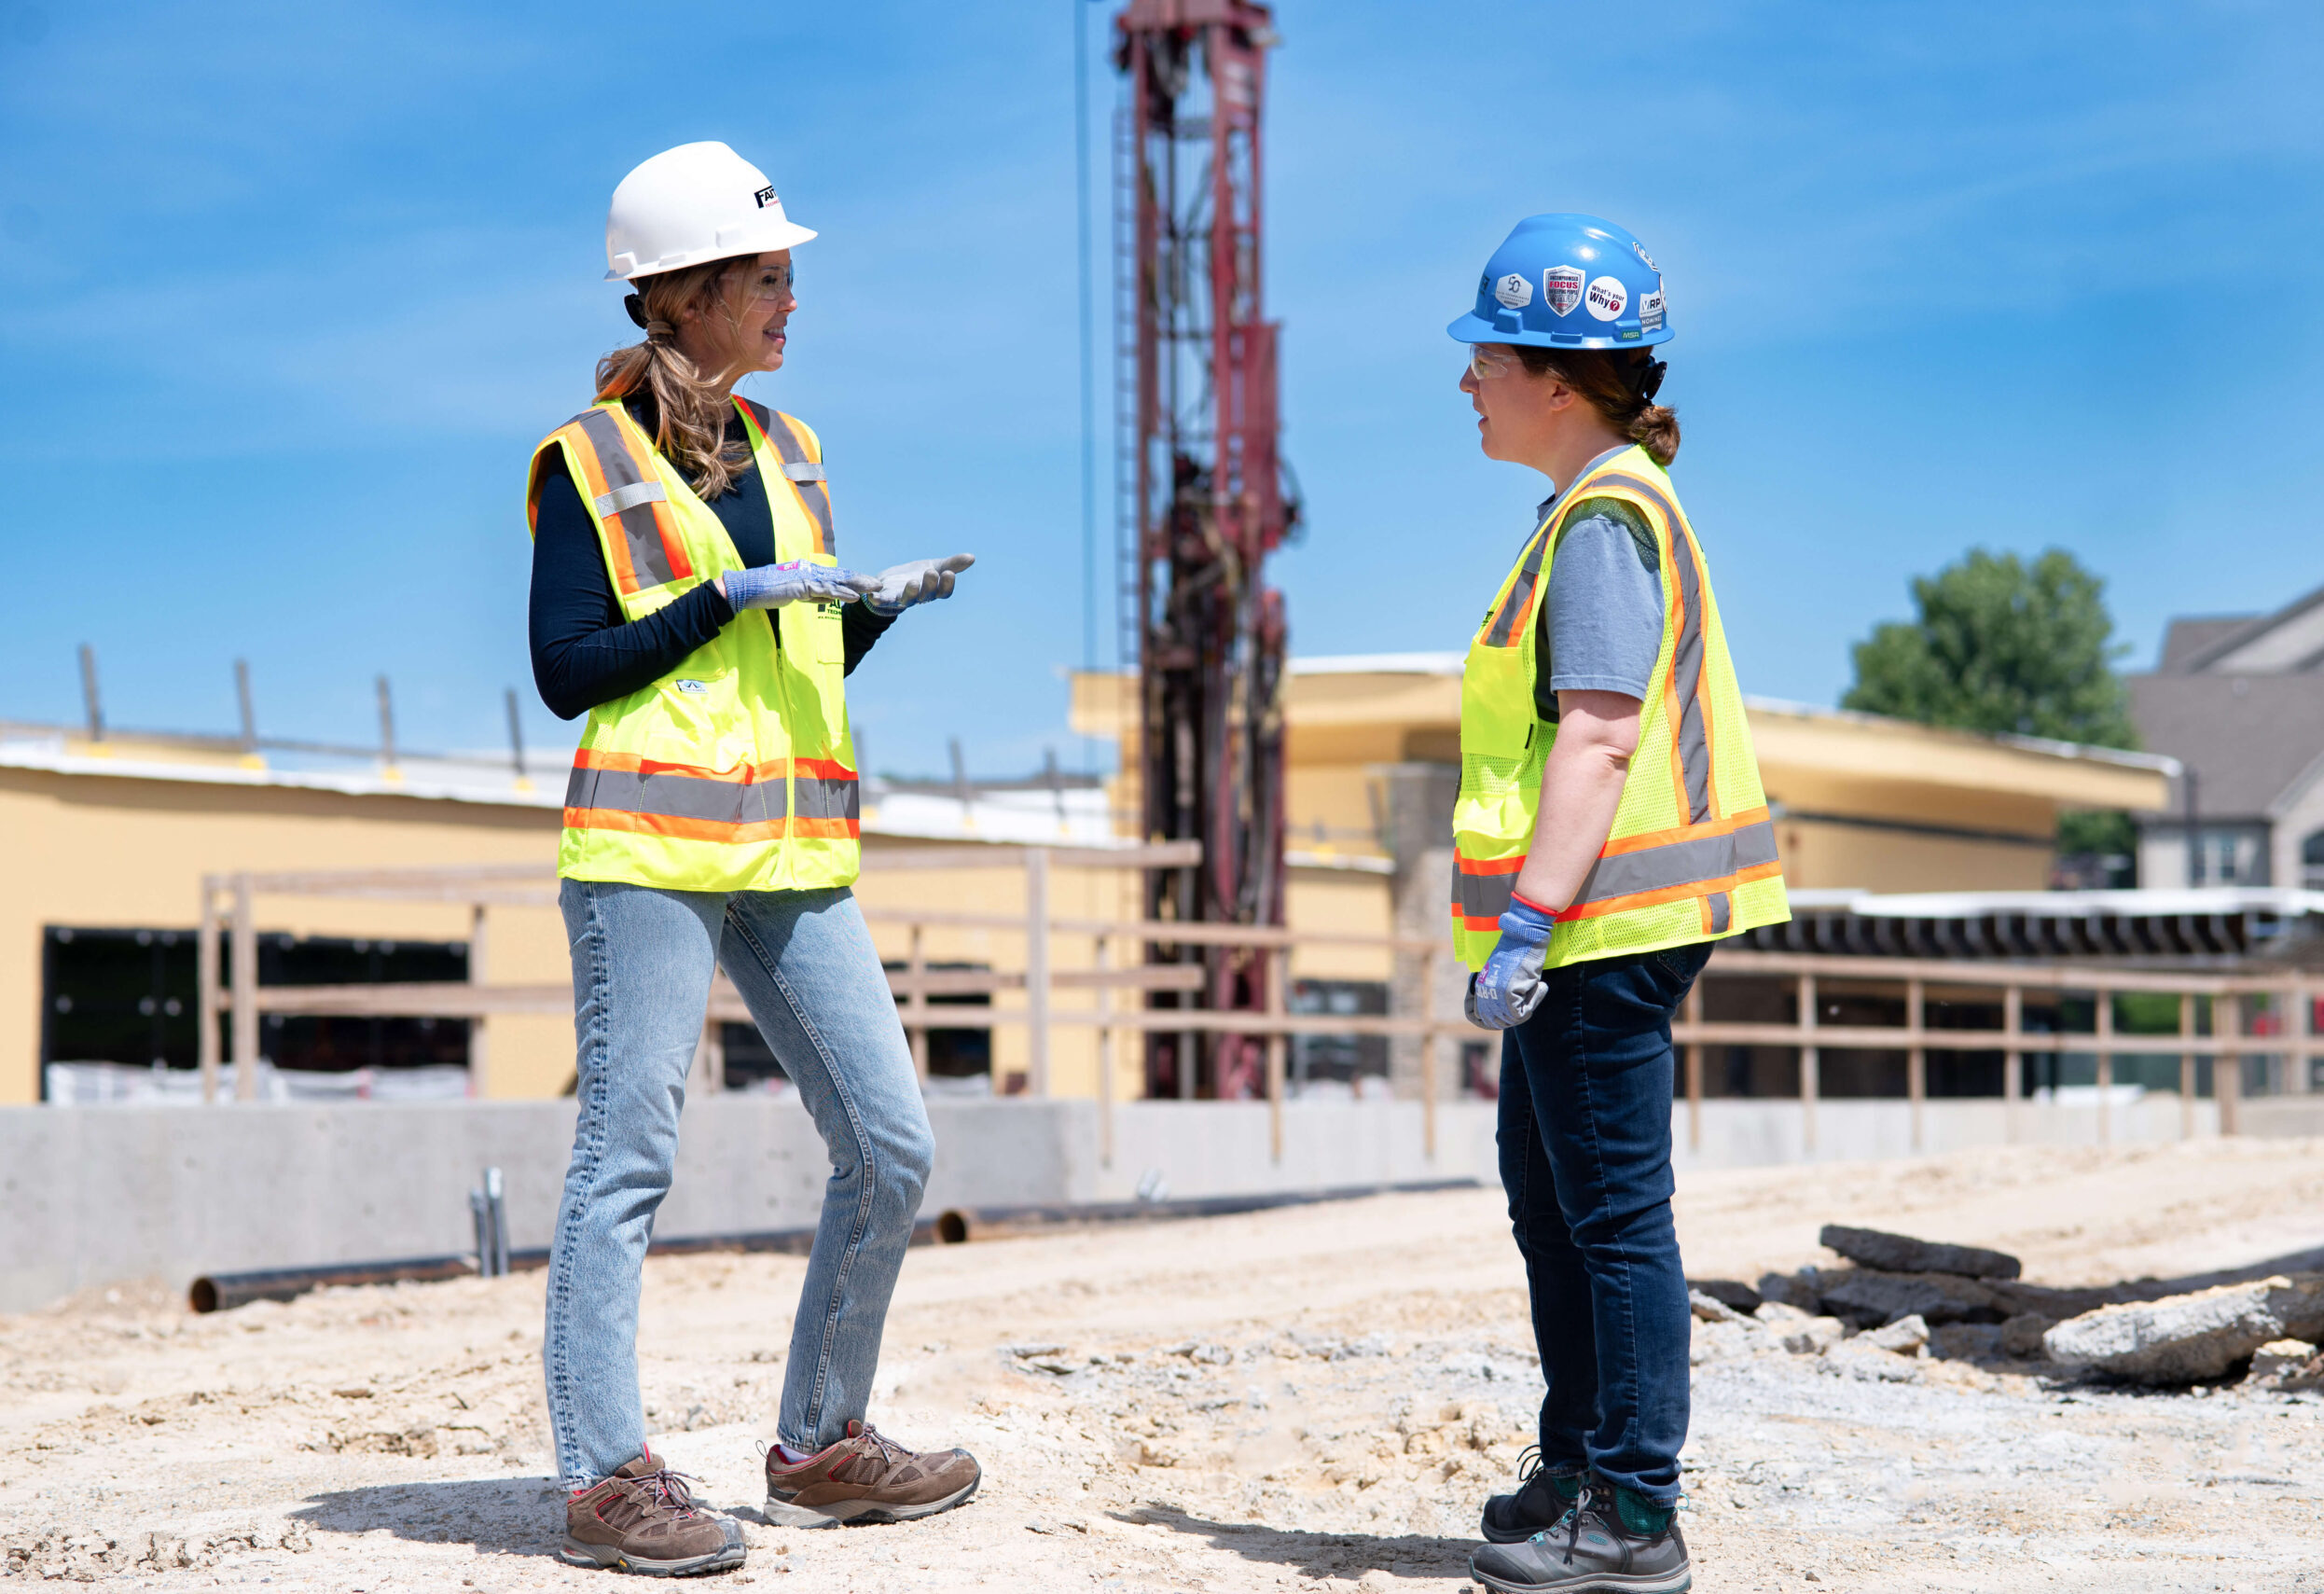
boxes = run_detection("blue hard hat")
[1448,214,1669,351]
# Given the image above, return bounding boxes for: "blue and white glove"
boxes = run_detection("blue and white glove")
[865,553,975,617]
[1465,893,1561,1030]
[722,561,878,609]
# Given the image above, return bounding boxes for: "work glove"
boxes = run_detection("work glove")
[722,561,879,609]
[1465,893,1559,1030]
[864,553,975,617]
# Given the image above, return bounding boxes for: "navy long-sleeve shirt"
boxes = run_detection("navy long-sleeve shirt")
[528,396,892,721]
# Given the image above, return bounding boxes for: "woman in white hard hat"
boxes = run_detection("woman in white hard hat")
[526,142,980,1576]
[1443,215,1789,1594]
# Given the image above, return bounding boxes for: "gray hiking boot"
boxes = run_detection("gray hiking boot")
[762,1420,981,1527]
[560,1448,746,1577]
[1470,1480,1690,1594]
[1481,1446,1588,1544]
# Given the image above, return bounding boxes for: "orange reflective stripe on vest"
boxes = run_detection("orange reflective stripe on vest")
[563,748,860,840]
[564,409,693,593]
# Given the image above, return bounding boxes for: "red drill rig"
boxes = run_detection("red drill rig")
[1114,0,1298,1099]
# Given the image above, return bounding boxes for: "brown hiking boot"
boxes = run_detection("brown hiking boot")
[762,1420,981,1527]
[560,1448,746,1576]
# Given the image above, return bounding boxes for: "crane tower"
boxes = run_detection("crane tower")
[1113,0,1298,1099]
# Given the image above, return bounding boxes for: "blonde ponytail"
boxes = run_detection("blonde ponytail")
[594,260,751,499]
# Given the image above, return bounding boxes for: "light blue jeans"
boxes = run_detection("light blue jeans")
[545,880,934,1488]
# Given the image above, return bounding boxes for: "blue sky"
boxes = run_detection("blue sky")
[2,1,2319,777]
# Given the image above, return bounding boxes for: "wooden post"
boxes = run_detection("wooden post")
[467,902,490,1099]
[1024,849,1051,1096]
[2220,993,2241,1135]
[197,878,220,1104]
[1798,972,1819,1156]
[2294,982,2316,1097]
[1683,983,1704,1154]
[1266,947,1287,1164]
[2003,984,2022,1144]
[906,922,930,1082]
[1095,934,1114,1167]
[1906,976,1926,1153]
[2179,992,2196,1140]
[701,1019,726,1093]
[2095,987,2113,1146]
[1420,944,1441,1160]
[230,872,258,1102]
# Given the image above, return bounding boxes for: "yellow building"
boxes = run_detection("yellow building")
[1076,653,2175,893]
[1,663,2169,1107]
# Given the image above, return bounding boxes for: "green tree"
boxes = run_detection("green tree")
[1844,548,2138,866]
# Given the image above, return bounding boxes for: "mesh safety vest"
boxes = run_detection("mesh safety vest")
[1452,445,1788,970]
[524,395,859,894]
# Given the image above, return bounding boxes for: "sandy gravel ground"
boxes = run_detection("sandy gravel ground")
[6,1138,2324,1592]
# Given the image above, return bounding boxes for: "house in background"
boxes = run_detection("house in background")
[2131,585,2324,890]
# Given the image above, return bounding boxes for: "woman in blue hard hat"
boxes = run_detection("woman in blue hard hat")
[1444,215,1790,1594]
[524,142,981,1576]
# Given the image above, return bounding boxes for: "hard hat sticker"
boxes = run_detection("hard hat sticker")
[1632,241,1658,271]
[1584,275,1627,322]
[1542,266,1585,318]
[1639,288,1666,333]
[1493,272,1533,310]
[754,185,779,209]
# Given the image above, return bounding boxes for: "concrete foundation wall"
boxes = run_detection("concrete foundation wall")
[0,1092,2255,1312]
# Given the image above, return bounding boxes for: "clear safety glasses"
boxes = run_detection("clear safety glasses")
[1467,345,1516,381]
[729,261,796,303]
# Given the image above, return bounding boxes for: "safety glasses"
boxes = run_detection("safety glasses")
[1466,344,1515,381]
[729,261,795,303]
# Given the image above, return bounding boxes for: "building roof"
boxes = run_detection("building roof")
[2127,674,2324,819]
[0,729,1127,849]
[2130,580,2324,820]
[2158,615,2263,672]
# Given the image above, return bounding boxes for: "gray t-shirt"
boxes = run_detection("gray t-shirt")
[1530,449,1666,722]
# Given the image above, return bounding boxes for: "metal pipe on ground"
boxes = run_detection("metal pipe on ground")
[186,1179,1483,1312]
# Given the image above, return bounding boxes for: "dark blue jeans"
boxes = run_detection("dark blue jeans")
[1496,940,1710,1504]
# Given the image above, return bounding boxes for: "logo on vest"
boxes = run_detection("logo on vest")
[754,185,779,209]
[674,679,710,695]
[1584,275,1627,322]
[1542,265,1585,318]
[1492,272,1533,310]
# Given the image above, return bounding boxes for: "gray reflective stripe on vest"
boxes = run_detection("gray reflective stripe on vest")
[793,775,861,825]
[1484,522,1556,649]
[1706,891,1732,934]
[571,409,679,589]
[564,764,785,827]
[1453,866,1518,922]
[1570,818,1779,908]
[1596,472,1712,824]
[594,479,668,517]
[752,408,836,554]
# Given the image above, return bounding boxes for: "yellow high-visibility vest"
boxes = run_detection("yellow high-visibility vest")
[1452,444,1789,970]
[524,395,860,894]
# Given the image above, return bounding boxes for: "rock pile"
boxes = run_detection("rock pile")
[1705,1223,2324,1391]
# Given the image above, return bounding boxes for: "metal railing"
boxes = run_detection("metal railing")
[189,863,2318,1166]
[192,847,1469,1162]
[1671,949,2319,1153]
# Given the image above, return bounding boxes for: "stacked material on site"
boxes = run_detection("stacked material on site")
[1695,1223,2324,1390]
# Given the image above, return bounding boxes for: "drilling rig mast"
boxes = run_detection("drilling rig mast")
[1114,0,1297,1099]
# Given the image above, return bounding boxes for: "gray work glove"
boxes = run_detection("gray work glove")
[722,561,879,609]
[865,553,975,617]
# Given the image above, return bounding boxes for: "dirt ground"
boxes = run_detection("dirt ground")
[6,1138,2324,1593]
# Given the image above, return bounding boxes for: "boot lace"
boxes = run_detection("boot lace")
[855,1423,914,1469]
[638,1466,703,1518]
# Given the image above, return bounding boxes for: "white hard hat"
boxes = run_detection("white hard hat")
[603,141,817,282]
